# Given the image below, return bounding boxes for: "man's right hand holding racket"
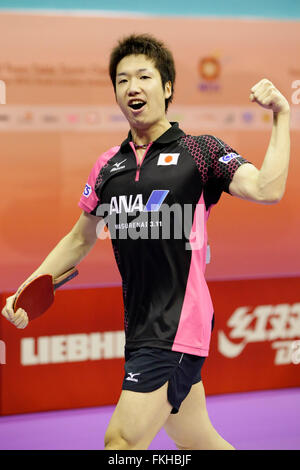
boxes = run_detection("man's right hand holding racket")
[2,268,79,328]
[1,212,100,329]
[2,294,28,329]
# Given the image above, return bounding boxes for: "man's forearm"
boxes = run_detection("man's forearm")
[21,231,96,286]
[257,110,290,201]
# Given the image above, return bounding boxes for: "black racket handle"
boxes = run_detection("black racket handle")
[54,269,78,290]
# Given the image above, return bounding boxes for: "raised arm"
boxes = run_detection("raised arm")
[228,79,290,204]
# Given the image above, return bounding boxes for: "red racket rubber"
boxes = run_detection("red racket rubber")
[13,267,78,321]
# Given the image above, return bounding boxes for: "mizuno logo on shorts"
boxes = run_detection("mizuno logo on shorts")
[126,372,141,383]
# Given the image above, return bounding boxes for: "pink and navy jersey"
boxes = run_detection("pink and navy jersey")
[78,122,252,357]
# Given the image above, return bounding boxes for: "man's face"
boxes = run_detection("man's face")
[115,54,171,130]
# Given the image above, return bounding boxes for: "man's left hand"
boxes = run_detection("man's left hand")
[250,79,290,114]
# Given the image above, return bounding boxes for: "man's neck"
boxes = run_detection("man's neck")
[130,119,171,146]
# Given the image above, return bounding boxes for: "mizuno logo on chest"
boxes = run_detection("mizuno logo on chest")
[110,159,127,172]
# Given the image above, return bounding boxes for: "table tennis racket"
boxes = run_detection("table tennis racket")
[13,267,78,321]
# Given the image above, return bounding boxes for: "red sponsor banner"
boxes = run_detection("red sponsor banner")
[204,277,300,394]
[0,287,125,415]
[0,278,299,415]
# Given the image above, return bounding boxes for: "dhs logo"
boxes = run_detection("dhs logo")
[83,183,92,198]
[218,153,239,164]
[198,56,221,92]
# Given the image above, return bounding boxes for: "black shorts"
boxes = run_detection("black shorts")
[122,347,206,414]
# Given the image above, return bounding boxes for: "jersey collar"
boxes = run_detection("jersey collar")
[120,122,186,150]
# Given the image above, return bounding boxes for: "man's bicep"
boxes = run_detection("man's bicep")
[70,211,102,245]
[228,163,262,202]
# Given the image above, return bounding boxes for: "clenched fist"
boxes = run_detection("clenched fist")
[250,79,290,114]
[1,295,29,329]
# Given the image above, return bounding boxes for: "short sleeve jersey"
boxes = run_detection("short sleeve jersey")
[78,122,252,357]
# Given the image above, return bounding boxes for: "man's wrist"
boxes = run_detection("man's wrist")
[274,106,290,117]
[273,109,291,125]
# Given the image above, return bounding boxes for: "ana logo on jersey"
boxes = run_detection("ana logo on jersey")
[218,153,240,164]
[110,159,127,172]
[110,190,169,214]
[83,183,92,198]
[157,153,180,166]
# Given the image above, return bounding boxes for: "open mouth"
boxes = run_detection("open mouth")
[128,101,146,111]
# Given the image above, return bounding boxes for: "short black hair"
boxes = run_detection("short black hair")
[109,33,176,111]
